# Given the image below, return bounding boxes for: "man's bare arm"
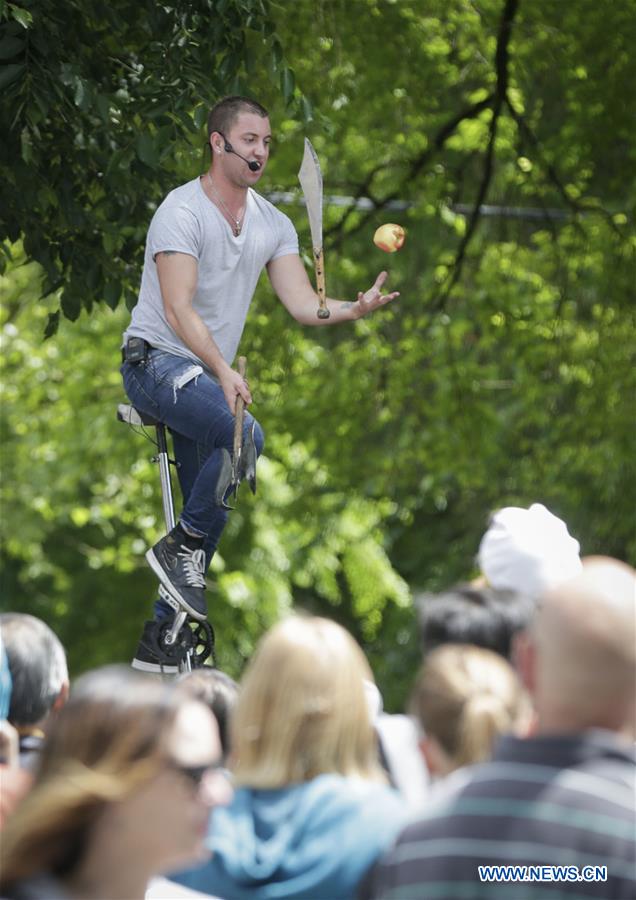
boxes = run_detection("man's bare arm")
[266,254,399,325]
[156,252,250,413]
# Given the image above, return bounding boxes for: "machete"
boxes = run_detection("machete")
[298,138,330,319]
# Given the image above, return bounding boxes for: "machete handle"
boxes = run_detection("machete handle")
[314,248,330,319]
[233,356,247,460]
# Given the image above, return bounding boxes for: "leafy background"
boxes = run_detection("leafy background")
[1,0,635,708]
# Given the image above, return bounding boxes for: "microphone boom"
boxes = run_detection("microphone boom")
[222,137,260,172]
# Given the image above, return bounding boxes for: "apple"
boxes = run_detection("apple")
[373,223,406,253]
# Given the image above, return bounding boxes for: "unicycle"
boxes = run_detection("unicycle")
[117,403,215,672]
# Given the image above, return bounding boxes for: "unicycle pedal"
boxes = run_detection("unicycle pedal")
[158,584,184,617]
[156,586,216,670]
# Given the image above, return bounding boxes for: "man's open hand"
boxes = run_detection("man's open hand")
[354,271,400,318]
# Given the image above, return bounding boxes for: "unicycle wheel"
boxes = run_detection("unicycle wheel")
[190,620,216,668]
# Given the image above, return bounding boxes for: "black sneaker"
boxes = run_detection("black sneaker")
[131,620,180,675]
[145,524,208,621]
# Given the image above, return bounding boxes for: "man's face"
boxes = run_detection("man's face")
[215,111,271,186]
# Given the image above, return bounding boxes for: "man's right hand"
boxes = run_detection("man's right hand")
[219,365,252,415]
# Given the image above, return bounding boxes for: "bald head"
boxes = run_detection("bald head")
[529,557,636,735]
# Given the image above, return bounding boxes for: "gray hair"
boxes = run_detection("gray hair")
[0,614,68,726]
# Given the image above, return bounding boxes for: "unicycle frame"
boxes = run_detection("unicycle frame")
[151,422,190,659]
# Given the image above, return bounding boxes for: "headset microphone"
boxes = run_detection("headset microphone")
[222,138,261,172]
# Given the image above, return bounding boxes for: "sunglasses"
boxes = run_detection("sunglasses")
[168,760,224,788]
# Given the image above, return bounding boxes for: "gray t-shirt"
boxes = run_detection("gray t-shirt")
[124,177,299,367]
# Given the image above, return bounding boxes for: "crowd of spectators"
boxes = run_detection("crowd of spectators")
[1,504,634,899]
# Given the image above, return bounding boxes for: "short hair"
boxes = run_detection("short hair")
[231,616,384,788]
[416,583,534,661]
[207,95,269,141]
[177,668,238,761]
[410,644,530,769]
[0,614,68,726]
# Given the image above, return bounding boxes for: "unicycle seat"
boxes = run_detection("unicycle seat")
[117,403,162,428]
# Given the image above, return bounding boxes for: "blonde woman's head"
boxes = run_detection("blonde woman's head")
[411,644,531,776]
[231,616,382,788]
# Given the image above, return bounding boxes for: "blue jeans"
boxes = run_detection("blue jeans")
[121,348,264,619]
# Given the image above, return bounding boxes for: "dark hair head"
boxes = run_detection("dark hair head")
[39,665,180,778]
[0,666,189,886]
[416,583,535,661]
[0,614,68,726]
[177,668,238,761]
[207,95,269,142]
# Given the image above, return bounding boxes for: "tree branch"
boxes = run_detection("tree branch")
[430,0,519,310]
[324,93,495,245]
[505,98,625,239]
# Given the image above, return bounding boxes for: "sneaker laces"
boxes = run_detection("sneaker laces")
[178,547,206,588]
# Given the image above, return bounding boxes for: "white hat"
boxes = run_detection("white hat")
[478,503,582,598]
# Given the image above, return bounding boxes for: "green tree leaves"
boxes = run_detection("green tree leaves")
[0,0,309,329]
[2,0,635,707]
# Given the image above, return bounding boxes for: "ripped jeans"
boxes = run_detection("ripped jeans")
[121,347,264,619]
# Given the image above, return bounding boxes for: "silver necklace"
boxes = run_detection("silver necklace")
[206,173,244,237]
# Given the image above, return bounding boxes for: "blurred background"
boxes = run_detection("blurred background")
[1,0,634,707]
